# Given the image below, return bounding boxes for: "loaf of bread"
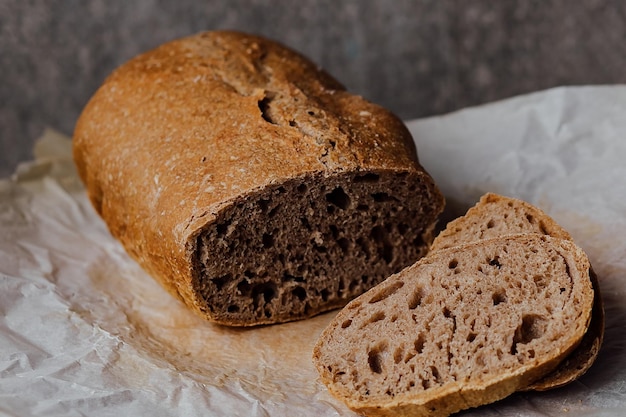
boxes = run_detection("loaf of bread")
[312,234,594,417]
[72,31,444,326]
[431,193,604,391]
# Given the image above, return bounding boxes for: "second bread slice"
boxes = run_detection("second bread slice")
[431,193,604,391]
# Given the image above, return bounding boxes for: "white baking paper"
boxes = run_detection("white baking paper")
[2,86,626,416]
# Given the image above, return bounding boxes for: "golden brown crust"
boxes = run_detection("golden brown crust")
[73,31,443,324]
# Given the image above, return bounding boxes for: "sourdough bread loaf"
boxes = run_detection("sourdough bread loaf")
[431,193,604,391]
[72,31,444,326]
[312,234,594,417]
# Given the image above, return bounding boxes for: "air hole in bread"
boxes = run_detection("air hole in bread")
[216,222,228,235]
[262,233,274,248]
[369,281,404,304]
[408,286,424,309]
[511,314,546,355]
[413,234,425,247]
[251,282,277,306]
[487,219,495,228]
[492,289,507,305]
[257,95,277,124]
[533,274,546,289]
[356,204,369,211]
[326,187,351,210]
[300,216,311,230]
[367,342,388,374]
[371,226,394,264]
[370,225,385,241]
[448,259,458,269]
[211,274,231,290]
[258,198,270,213]
[393,345,404,364]
[430,365,440,383]
[313,244,327,253]
[341,319,353,329]
[337,237,350,253]
[382,244,394,264]
[354,173,380,183]
[355,237,371,261]
[414,334,425,354]
[296,183,307,193]
[337,279,346,296]
[476,353,485,366]
[397,223,409,235]
[488,256,502,268]
[364,311,386,326]
[292,286,306,301]
[227,304,239,313]
[372,192,396,203]
[284,272,304,282]
[467,332,477,342]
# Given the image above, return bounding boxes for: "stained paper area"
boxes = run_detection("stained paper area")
[2,86,626,416]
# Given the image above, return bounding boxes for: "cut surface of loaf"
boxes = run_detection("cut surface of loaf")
[313,235,594,417]
[197,171,440,324]
[72,31,444,326]
[431,193,604,391]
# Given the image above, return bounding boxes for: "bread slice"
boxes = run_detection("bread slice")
[72,31,444,326]
[431,193,604,391]
[312,235,594,417]
[431,193,573,251]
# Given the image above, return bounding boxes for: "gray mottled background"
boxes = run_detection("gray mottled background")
[2,0,626,177]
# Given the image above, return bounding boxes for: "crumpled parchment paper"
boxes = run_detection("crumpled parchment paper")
[2,86,626,416]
